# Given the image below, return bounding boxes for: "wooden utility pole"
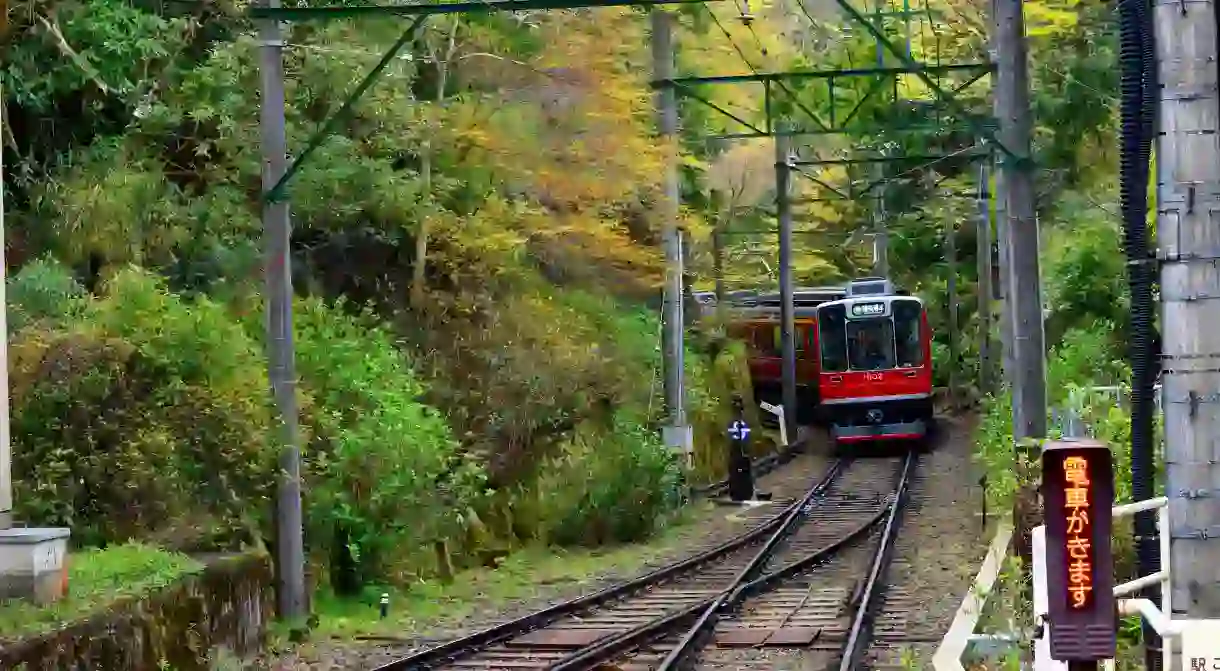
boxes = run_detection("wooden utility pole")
[257,0,307,620]
[977,164,994,394]
[994,0,1045,440]
[1155,0,1220,651]
[650,9,690,464]
[774,126,798,440]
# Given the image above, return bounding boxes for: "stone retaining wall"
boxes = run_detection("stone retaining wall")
[0,552,273,671]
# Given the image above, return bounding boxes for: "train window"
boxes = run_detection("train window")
[893,299,924,367]
[847,318,896,371]
[818,305,848,372]
[771,326,807,353]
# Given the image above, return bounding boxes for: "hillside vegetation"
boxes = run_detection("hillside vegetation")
[1,0,1131,611]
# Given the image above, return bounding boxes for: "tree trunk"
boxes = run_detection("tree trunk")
[409,18,460,310]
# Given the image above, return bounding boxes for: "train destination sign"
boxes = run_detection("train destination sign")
[850,302,885,317]
[1042,439,1116,661]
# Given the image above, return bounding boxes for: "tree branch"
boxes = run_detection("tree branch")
[36,13,112,95]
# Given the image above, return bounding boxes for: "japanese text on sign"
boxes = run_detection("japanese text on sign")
[1063,455,1093,610]
[1180,620,1220,671]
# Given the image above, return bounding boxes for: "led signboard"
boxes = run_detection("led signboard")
[850,302,885,317]
[1042,440,1116,661]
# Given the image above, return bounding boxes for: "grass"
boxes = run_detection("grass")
[301,498,732,642]
[0,541,203,640]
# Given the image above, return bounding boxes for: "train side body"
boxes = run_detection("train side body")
[724,287,846,422]
[814,288,934,446]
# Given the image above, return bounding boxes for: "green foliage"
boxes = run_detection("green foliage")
[11,268,276,549]
[292,298,488,582]
[1043,193,1130,344]
[7,257,86,333]
[514,413,684,547]
[4,0,186,111]
[1045,322,1128,402]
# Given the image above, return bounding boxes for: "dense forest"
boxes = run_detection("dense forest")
[0,0,1132,607]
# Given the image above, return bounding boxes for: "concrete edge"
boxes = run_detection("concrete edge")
[932,520,1013,671]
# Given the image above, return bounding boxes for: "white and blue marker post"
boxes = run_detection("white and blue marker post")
[727,395,755,501]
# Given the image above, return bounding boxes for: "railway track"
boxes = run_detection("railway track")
[377,451,917,671]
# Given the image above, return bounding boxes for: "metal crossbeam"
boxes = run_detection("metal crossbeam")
[720,230,839,235]
[708,119,996,140]
[830,0,1019,162]
[792,150,989,167]
[665,62,991,87]
[251,0,713,20]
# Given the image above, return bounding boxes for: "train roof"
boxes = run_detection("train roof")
[816,293,925,316]
[726,306,822,322]
[725,285,848,308]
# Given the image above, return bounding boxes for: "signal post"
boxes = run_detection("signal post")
[1040,440,1117,669]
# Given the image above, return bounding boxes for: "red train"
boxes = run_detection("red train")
[722,277,934,447]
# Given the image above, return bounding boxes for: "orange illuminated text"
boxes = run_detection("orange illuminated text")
[1063,455,1093,609]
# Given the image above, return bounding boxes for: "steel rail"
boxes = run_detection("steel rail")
[376,459,843,671]
[548,457,911,671]
[547,504,889,671]
[653,460,847,670]
[837,450,918,671]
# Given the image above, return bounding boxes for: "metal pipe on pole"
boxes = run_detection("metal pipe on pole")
[257,0,307,621]
[1155,0,1220,657]
[651,9,690,465]
[774,125,798,440]
[976,163,993,394]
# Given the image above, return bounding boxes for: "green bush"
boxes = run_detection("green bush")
[515,413,684,547]
[293,297,488,584]
[7,256,86,333]
[11,268,276,549]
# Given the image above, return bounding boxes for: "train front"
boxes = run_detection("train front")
[815,294,933,446]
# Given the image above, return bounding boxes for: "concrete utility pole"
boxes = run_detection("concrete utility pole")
[257,0,307,621]
[872,166,889,276]
[0,74,10,532]
[988,0,1015,393]
[650,9,690,463]
[774,126,798,440]
[946,217,958,404]
[870,2,889,278]
[994,0,1045,439]
[976,164,994,394]
[1155,0,1220,649]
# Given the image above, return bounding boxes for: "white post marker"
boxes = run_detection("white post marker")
[0,75,72,604]
[1032,526,1067,671]
[758,401,788,447]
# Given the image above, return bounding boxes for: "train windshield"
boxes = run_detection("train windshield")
[818,304,849,372]
[820,300,925,372]
[847,318,895,371]
[893,299,925,367]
